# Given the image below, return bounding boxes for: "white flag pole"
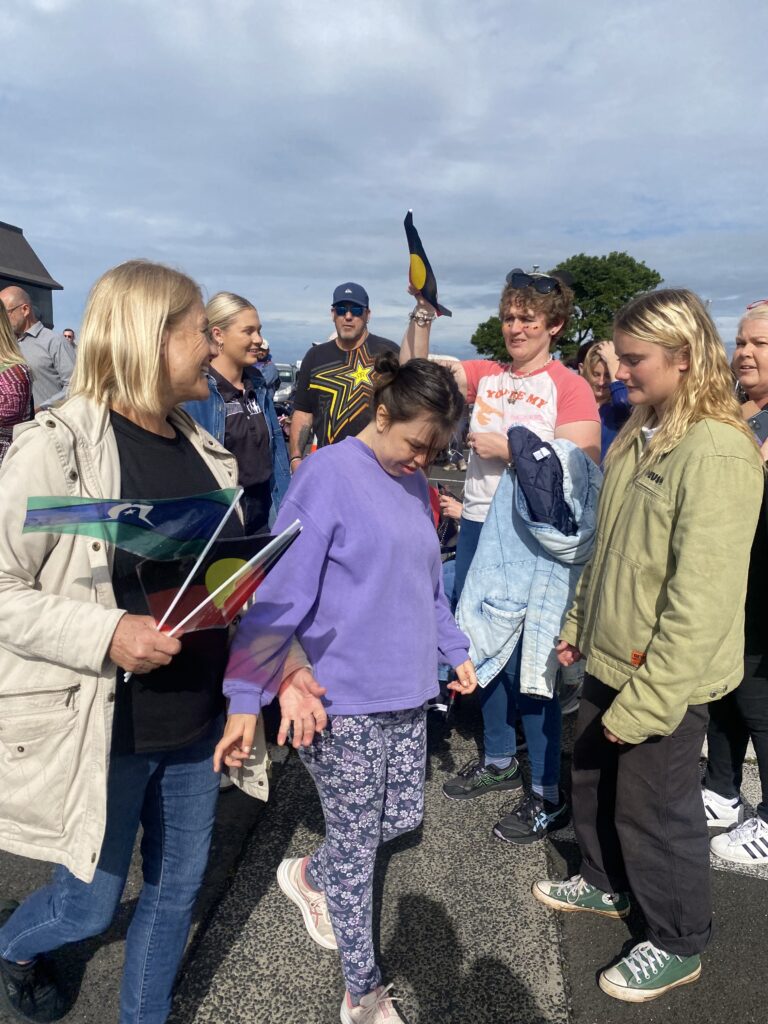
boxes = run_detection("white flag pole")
[124,487,244,683]
[167,519,302,637]
[156,486,244,630]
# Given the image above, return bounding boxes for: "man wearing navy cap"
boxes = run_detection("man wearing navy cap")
[289,282,398,468]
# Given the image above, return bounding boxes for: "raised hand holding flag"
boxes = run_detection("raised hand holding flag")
[404,210,452,317]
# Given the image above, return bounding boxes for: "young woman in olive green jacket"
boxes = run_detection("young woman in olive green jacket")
[531,289,764,1003]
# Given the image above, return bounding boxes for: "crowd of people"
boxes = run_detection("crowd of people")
[0,262,766,1023]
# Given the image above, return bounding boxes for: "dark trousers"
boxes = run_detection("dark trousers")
[572,675,711,956]
[705,655,768,822]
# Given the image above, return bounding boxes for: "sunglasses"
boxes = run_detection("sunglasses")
[505,268,562,294]
[746,299,768,311]
[333,303,366,317]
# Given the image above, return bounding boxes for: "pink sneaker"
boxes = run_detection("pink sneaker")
[276,857,337,950]
[340,984,404,1023]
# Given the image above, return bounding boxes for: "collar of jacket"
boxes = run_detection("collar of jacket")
[15,394,237,491]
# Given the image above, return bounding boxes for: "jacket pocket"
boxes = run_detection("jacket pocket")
[589,550,659,668]
[0,686,80,836]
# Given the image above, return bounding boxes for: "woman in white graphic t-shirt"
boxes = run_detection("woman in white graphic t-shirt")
[407,269,600,843]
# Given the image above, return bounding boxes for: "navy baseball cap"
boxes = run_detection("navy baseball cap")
[332,282,369,308]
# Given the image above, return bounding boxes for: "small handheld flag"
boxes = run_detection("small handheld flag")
[137,520,302,634]
[23,489,239,560]
[404,210,452,317]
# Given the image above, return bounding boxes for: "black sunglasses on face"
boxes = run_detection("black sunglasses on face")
[333,303,366,317]
[505,268,562,294]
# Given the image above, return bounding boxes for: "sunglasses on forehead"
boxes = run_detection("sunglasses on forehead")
[746,299,768,311]
[333,303,366,317]
[505,268,563,294]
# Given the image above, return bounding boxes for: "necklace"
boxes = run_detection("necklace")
[507,357,552,404]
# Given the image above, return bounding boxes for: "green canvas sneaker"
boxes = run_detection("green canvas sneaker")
[532,875,630,918]
[599,941,701,1002]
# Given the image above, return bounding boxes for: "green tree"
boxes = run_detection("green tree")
[470,315,506,362]
[553,252,663,358]
[470,251,663,362]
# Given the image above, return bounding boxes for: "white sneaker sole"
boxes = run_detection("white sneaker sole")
[599,964,701,1002]
[710,843,768,865]
[276,860,338,950]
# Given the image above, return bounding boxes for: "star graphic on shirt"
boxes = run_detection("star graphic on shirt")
[309,344,378,444]
[348,362,373,390]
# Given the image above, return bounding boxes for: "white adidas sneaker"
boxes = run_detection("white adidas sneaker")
[710,816,768,864]
[701,786,744,829]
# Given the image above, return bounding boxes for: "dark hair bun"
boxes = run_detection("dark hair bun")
[372,349,400,388]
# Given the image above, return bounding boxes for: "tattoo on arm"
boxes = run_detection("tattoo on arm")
[297,424,312,456]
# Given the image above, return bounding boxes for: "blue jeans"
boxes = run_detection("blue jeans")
[451,516,484,612]
[453,514,561,790]
[479,642,562,789]
[0,719,222,1024]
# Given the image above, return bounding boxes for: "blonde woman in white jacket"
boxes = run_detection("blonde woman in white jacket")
[0,260,270,1024]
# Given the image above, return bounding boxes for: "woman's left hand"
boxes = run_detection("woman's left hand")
[468,431,508,461]
[277,667,328,748]
[448,659,478,696]
[603,727,626,745]
[213,713,258,771]
[760,436,768,463]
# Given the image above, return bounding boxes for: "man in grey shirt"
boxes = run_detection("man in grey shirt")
[0,286,75,409]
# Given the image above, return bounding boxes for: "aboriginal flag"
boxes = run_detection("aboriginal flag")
[404,210,451,317]
[136,521,301,633]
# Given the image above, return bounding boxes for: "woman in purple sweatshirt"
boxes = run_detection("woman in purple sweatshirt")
[214,353,477,1024]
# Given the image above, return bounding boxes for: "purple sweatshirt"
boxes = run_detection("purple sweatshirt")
[224,436,469,715]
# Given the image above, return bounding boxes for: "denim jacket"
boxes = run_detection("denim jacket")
[184,367,290,524]
[457,440,602,697]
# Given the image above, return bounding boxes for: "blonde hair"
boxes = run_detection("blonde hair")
[206,292,255,336]
[605,288,755,473]
[70,259,201,415]
[0,303,26,370]
[739,306,768,334]
[581,343,607,383]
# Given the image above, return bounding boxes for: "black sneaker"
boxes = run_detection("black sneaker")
[0,906,68,1024]
[442,758,523,801]
[493,790,569,845]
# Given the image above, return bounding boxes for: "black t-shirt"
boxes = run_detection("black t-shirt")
[210,367,272,488]
[109,411,242,754]
[293,333,399,447]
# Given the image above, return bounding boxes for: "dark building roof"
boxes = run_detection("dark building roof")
[0,221,62,291]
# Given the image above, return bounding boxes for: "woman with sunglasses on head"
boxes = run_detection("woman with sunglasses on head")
[533,289,764,1002]
[701,300,768,864]
[185,292,289,533]
[214,353,477,1024]
[407,270,600,842]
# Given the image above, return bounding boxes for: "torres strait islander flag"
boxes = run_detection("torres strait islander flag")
[404,210,452,317]
[137,521,302,633]
[23,490,239,559]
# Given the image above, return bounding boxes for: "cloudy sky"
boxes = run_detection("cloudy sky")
[3,0,766,360]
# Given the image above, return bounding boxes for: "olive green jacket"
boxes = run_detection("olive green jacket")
[560,418,764,745]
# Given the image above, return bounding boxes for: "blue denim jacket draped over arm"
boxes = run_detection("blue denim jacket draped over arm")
[183,367,290,525]
[457,438,602,697]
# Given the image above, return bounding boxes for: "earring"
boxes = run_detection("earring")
[217,342,224,353]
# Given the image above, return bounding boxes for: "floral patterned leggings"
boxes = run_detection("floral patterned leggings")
[298,706,427,999]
